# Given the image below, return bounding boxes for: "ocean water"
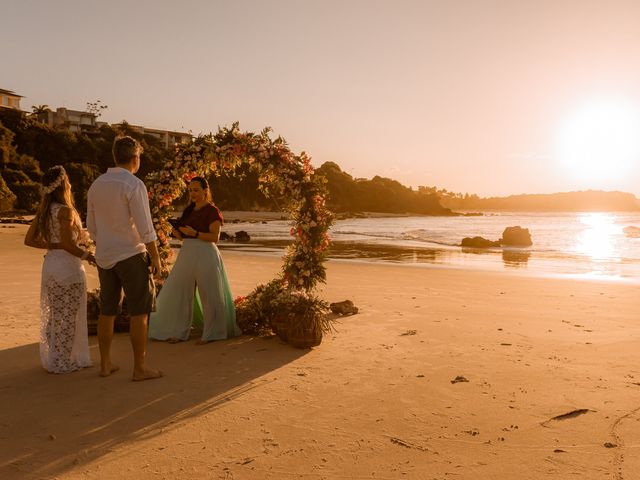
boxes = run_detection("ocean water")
[218,212,640,281]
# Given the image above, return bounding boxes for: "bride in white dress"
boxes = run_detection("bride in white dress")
[24,166,95,373]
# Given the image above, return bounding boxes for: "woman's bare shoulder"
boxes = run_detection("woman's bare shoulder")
[55,204,73,220]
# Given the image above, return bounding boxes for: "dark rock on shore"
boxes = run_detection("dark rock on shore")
[220,231,251,242]
[0,217,30,225]
[461,236,500,248]
[500,226,532,246]
[330,300,359,315]
[460,226,533,249]
[234,230,251,242]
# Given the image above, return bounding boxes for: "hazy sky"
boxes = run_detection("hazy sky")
[3,0,640,196]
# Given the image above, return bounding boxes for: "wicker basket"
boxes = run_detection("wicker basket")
[287,324,323,349]
[271,315,291,342]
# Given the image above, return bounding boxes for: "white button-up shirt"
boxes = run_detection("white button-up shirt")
[87,167,157,269]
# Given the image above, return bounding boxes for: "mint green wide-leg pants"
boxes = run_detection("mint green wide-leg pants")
[149,239,240,342]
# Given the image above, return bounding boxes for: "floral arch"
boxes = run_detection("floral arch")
[146,123,334,341]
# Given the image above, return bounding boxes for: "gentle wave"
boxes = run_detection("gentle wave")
[221,212,640,278]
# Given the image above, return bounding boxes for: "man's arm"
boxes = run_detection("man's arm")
[145,240,162,281]
[129,182,158,245]
[129,181,160,280]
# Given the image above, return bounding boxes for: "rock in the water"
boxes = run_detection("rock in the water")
[330,300,359,315]
[219,231,232,241]
[461,236,500,248]
[234,230,251,242]
[500,226,532,246]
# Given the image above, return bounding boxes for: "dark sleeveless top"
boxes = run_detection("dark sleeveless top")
[179,204,223,237]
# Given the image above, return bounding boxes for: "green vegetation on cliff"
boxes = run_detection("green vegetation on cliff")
[316,162,451,215]
[0,109,451,216]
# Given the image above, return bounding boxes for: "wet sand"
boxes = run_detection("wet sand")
[1,223,640,479]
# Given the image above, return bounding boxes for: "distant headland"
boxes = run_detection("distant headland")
[435,189,640,212]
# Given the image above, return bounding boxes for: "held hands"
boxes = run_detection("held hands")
[80,250,97,267]
[86,254,97,267]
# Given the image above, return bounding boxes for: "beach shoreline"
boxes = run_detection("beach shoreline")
[2,224,640,479]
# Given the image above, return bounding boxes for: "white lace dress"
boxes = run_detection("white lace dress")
[40,203,93,373]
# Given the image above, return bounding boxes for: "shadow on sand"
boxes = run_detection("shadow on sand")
[0,334,306,479]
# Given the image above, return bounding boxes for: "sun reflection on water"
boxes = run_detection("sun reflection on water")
[575,213,622,261]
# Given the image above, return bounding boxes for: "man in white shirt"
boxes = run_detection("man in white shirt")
[87,136,163,381]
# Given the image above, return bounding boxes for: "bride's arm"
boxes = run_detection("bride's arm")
[58,207,95,263]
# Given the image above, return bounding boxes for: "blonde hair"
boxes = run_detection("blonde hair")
[32,166,81,243]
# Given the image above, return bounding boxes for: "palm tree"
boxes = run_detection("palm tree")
[31,105,51,115]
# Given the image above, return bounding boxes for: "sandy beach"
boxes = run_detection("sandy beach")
[1,223,640,480]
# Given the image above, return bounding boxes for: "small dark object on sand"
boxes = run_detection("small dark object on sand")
[451,375,469,384]
[330,300,358,315]
[400,329,417,336]
[541,408,593,427]
[549,408,591,421]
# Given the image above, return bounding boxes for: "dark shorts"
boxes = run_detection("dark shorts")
[97,252,155,316]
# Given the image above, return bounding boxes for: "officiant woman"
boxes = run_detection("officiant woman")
[149,176,241,343]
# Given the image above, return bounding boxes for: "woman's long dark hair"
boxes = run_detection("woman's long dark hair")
[180,176,212,219]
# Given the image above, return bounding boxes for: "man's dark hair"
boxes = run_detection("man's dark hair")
[112,136,142,165]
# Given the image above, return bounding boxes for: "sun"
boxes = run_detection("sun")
[555,98,640,186]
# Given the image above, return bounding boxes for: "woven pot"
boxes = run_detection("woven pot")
[288,326,323,349]
[271,315,290,341]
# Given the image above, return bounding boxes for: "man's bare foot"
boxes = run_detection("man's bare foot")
[195,339,212,345]
[132,367,163,382]
[167,337,182,344]
[99,364,120,377]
